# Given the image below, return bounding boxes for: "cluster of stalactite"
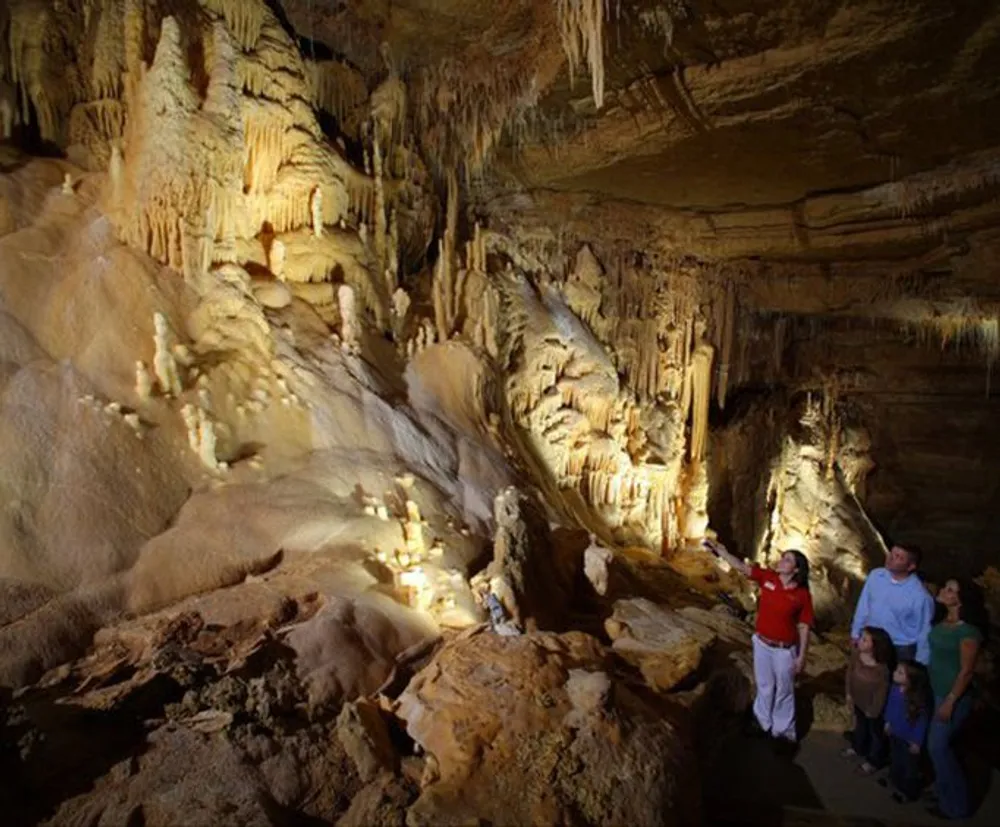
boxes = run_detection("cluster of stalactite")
[1,0,932,563]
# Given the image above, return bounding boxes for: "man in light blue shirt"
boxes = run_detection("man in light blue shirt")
[850,545,934,664]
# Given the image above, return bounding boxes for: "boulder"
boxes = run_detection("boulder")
[337,773,417,827]
[395,628,699,826]
[336,698,399,782]
[605,598,718,692]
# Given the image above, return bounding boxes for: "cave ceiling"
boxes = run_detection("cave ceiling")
[287,0,1000,208]
[278,0,1000,329]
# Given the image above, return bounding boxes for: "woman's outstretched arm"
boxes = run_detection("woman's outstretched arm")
[703,539,751,577]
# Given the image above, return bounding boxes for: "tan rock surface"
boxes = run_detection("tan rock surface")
[605,597,717,692]
[396,628,701,826]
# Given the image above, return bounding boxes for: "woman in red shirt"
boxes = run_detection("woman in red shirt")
[704,540,815,747]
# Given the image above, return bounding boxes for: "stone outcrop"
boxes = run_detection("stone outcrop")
[605,597,717,692]
[395,627,701,826]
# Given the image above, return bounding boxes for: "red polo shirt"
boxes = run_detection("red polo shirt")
[750,565,814,644]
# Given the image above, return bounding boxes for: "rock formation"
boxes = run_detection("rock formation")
[1,0,999,823]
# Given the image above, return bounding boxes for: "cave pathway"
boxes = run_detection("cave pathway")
[706,727,1000,826]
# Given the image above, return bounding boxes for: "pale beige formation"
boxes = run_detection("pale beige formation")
[1,0,999,824]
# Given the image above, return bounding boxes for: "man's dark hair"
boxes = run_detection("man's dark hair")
[904,545,923,570]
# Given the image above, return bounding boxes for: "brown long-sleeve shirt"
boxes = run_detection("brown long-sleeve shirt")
[846,650,890,718]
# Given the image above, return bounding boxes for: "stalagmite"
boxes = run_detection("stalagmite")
[339,284,359,352]
[135,361,153,400]
[392,287,411,341]
[153,313,182,397]
[180,404,200,452]
[311,186,323,238]
[270,239,286,279]
[197,407,219,471]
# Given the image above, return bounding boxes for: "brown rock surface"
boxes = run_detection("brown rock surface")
[395,628,701,826]
[336,698,400,782]
[605,597,717,692]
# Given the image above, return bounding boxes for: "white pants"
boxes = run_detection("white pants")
[752,635,798,741]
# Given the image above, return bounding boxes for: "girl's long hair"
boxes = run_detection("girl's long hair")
[863,626,894,666]
[900,660,932,723]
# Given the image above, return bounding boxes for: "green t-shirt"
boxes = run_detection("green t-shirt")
[928,621,983,699]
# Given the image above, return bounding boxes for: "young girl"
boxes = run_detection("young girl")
[882,660,932,803]
[841,625,893,773]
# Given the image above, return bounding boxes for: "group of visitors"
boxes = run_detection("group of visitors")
[703,539,989,820]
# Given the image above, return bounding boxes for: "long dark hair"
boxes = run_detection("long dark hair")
[956,578,990,641]
[933,578,991,642]
[786,550,810,589]
[898,660,932,723]
[863,626,894,666]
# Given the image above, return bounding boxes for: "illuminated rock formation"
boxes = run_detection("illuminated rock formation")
[2,1,1000,822]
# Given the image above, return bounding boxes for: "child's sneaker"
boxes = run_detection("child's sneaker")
[839,747,859,760]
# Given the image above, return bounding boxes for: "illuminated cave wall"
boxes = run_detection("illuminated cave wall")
[1,0,998,644]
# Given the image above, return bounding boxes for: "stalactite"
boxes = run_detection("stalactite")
[201,0,266,51]
[773,316,787,376]
[373,136,387,274]
[304,58,368,128]
[432,171,461,341]
[689,334,714,463]
[7,0,72,143]
[556,0,606,108]
[717,280,735,409]
[123,0,145,89]
[370,74,406,145]
[679,316,693,418]
[386,207,399,296]
[89,0,125,101]
[826,410,841,481]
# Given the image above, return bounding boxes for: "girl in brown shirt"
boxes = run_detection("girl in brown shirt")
[841,625,894,773]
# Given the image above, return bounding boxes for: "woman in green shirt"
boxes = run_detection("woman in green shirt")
[926,578,988,819]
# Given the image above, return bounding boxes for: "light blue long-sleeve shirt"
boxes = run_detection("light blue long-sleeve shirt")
[850,568,934,664]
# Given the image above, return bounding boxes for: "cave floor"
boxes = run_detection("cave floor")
[706,727,1000,826]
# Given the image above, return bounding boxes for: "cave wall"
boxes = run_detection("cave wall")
[790,321,1000,583]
